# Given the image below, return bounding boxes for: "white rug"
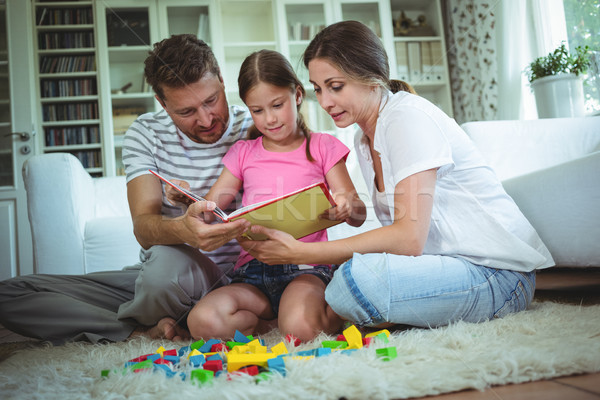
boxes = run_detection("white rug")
[1,301,599,400]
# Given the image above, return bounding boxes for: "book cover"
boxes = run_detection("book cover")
[149,170,342,240]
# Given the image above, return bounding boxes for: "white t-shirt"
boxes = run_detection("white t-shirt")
[355,91,554,272]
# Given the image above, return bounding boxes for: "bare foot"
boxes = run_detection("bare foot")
[129,317,191,341]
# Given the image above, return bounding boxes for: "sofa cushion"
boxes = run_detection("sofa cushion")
[84,216,141,273]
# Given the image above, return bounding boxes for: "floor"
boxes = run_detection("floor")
[1,268,599,398]
[417,267,600,400]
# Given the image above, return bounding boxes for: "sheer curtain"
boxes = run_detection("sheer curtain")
[444,0,568,123]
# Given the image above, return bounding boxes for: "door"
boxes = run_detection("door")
[0,0,35,278]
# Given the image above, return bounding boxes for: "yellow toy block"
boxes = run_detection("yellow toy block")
[249,344,267,354]
[188,349,202,359]
[229,345,250,354]
[226,353,277,372]
[156,346,166,357]
[343,325,363,349]
[365,329,390,339]
[271,342,288,356]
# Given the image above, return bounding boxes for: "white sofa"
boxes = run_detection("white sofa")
[23,116,600,275]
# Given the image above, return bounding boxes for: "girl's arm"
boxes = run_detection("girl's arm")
[323,159,366,227]
[241,168,436,265]
[203,167,243,221]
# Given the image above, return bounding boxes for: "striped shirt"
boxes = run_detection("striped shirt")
[122,105,253,274]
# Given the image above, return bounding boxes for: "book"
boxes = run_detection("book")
[149,170,343,240]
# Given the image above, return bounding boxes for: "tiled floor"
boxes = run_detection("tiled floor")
[1,268,599,398]
[416,268,600,400]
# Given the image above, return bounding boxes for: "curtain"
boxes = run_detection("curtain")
[444,0,568,123]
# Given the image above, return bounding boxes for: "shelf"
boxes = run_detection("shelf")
[40,95,98,103]
[44,143,102,152]
[36,24,94,31]
[41,119,100,127]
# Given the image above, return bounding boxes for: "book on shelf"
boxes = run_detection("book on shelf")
[149,170,342,240]
[395,42,410,81]
[407,41,422,83]
[420,41,433,81]
[430,41,445,81]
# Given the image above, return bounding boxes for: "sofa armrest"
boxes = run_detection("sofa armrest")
[23,153,95,274]
[502,151,600,267]
[462,116,600,181]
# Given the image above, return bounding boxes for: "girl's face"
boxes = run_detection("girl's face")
[308,58,378,129]
[244,82,302,145]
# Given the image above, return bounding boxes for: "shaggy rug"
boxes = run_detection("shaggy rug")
[0,301,599,400]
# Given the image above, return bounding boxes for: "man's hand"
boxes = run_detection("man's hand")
[179,201,250,252]
[165,179,195,207]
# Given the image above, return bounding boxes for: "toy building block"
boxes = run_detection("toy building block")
[336,334,346,341]
[229,345,250,354]
[147,354,161,362]
[128,354,151,363]
[285,334,302,346]
[375,346,398,361]
[188,349,202,358]
[271,342,288,355]
[226,341,246,349]
[321,340,348,349]
[234,330,252,344]
[255,372,272,382]
[211,343,229,352]
[190,339,205,351]
[267,357,286,376]
[343,325,363,349]
[375,332,389,344]
[155,346,166,356]
[200,339,221,353]
[294,349,315,357]
[363,337,374,347]
[365,329,390,339]
[163,355,180,364]
[154,363,176,377]
[191,369,214,385]
[203,359,224,372]
[131,359,153,373]
[189,354,206,368]
[248,340,267,354]
[154,358,173,366]
[236,365,260,376]
[207,353,224,362]
[315,348,332,357]
[178,346,190,357]
[163,349,177,357]
[226,353,276,372]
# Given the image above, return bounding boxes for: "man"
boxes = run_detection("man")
[0,35,252,344]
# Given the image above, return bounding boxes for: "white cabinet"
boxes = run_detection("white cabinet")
[31,0,452,177]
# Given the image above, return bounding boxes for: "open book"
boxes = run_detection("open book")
[149,170,343,240]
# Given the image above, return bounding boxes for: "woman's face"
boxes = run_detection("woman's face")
[308,58,377,129]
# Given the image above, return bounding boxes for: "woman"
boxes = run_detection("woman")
[240,21,554,329]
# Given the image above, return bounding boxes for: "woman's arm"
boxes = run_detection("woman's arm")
[323,160,366,227]
[241,168,437,265]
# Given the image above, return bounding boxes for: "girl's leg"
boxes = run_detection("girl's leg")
[186,283,276,340]
[278,274,344,342]
[325,253,536,328]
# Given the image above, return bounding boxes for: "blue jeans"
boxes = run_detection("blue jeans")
[232,259,333,316]
[324,253,536,327]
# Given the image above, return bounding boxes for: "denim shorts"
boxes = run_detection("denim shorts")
[231,259,333,316]
[324,253,536,327]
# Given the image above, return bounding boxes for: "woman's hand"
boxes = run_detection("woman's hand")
[238,225,304,265]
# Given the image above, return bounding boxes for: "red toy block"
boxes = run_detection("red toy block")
[211,343,229,352]
[363,337,374,347]
[162,349,177,357]
[285,334,301,346]
[237,365,259,376]
[203,359,223,372]
[128,354,151,363]
[153,358,173,366]
[336,334,346,341]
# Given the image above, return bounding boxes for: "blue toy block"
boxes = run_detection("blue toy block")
[340,349,358,355]
[234,330,251,344]
[154,363,176,377]
[178,346,190,357]
[199,339,221,353]
[315,348,332,357]
[294,349,315,357]
[189,354,206,368]
[190,339,205,351]
[267,356,286,376]
[207,353,223,362]
[147,354,161,362]
[163,355,180,364]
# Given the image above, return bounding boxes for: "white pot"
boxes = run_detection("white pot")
[530,73,585,118]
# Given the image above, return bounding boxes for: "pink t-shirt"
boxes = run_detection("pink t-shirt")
[223,132,350,268]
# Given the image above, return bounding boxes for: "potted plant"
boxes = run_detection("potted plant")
[525,42,591,118]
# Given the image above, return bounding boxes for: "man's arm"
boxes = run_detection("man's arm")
[127,174,250,251]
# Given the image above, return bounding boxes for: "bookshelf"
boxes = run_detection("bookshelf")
[33,0,103,175]
[29,0,452,177]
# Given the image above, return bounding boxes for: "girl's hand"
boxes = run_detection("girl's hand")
[321,192,366,227]
[239,225,303,265]
[165,179,195,207]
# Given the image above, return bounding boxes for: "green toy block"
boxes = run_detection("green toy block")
[376,332,389,344]
[375,346,397,361]
[191,368,214,385]
[321,340,348,349]
[190,339,206,351]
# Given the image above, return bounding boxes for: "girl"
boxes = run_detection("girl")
[182,49,366,342]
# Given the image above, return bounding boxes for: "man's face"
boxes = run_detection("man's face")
[158,73,230,144]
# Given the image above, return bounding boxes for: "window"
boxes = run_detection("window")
[563,0,600,113]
